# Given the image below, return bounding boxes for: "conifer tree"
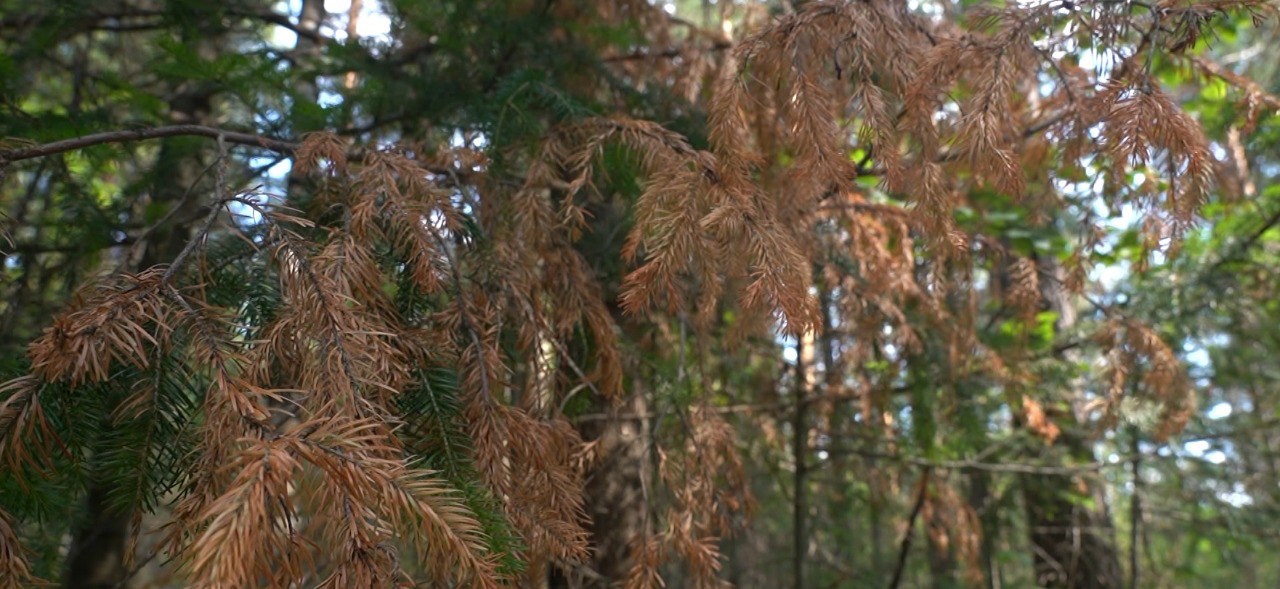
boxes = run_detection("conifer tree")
[2,1,1280,587]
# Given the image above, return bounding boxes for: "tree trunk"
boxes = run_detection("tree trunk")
[552,192,651,587]
[1019,256,1122,589]
[1020,432,1122,589]
[63,82,217,589]
[579,392,650,586]
[967,469,999,589]
[62,0,331,581]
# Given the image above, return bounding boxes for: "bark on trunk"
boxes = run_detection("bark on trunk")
[582,392,650,586]
[547,381,648,589]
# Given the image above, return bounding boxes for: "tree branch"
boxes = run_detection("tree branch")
[3,237,136,257]
[887,468,931,589]
[0,125,298,166]
[820,446,1114,476]
[0,125,484,184]
[0,8,328,44]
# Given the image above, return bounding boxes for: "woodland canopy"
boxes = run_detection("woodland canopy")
[2,0,1280,588]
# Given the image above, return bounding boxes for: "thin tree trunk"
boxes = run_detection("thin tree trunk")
[793,329,818,588]
[889,469,931,589]
[1128,428,1141,589]
[792,336,809,589]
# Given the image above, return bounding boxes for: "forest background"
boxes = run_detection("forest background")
[2,0,1280,588]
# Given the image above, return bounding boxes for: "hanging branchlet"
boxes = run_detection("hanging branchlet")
[1097,70,1215,240]
[1091,318,1195,440]
[0,509,36,589]
[921,474,985,586]
[622,405,753,588]
[27,268,173,386]
[1006,255,1043,325]
[0,376,51,478]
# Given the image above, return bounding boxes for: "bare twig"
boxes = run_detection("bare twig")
[162,137,231,283]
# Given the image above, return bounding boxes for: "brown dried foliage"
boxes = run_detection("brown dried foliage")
[0,495,40,589]
[621,407,750,589]
[923,476,985,586]
[1093,318,1195,440]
